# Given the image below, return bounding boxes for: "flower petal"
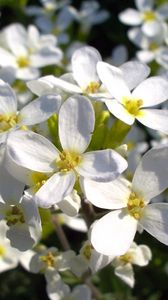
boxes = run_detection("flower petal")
[135,0,154,11]
[78,149,128,182]
[119,9,142,25]
[91,209,137,256]
[140,203,168,245]
[71,46,102,90]
[137,109,168,134]
[97,62,131,101]
[132,77,168,107]
[105,99,135,125]
[59,95,95,153]
[132,145,168,201]
[120,61,150,90]
[7,130,59,172]
[80,176,130,209]
[19,94,61,126]
[115,264,134,288]
[0,80,17,115]
[34,171,75,208]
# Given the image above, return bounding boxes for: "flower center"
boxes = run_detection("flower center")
[0,114,18,133]
[119,252,133,264]
[16,56,30,68]
[5,206,25,226]
[30,172,50,192]
[84,81,100,94]
[56,151,82,172]
[40,251,56,268]
[127,192,145,220]
[81,243,93,261]
[122,97,143,116]
[143,10,156,22]
[149,42,159,51]
[0,246,6,257]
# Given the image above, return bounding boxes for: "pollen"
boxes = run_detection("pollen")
[122,97,143,117]
[0,114,18,133]
[40,251,57,268]
[149,42,159,51]
[142,10,156,22]
[120,252,133,264]
[56,151,82,172]
[84,81,100,94]
[16,56,30,68]
[127,192,145,220]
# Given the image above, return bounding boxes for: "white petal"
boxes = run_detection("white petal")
[97,62,131,101]
[120,61,150,90]
[0,80,17,115]
[16,67,40,81]
[78,149,128,182]
[80,176,131,209]
[131,245,152,266]
[0,48,16,67]
[91,210,137,256]
[142,21,162,37]
[115,264,134,288]
[59,95,95,153]
[119,9,142,25]
[7,223,36,251]
[7,130,59,172]
[136,50,155,63]
[35,171,75,208]
[132,77,168,107]
[19,94,61,125]
[57,190,81,217]
[71,46,101,89]
[105,99,135,125]
[2,23,27,56]
[135,0,153,11]
[140,203,168,245]
[30,47,63,67]
[71,285,92,300]
[132,145,168,201]
[137,109,168,134]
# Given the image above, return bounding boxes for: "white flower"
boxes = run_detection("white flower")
[0,160,42,251]
[27,46,107,98]
[97,61,168,134]
[81,145,168,255]
[119,0,168,38]
[0,79,61,144]
[71,240,114,277]
[0,23,63,80]
[6,94,127,208]
[112,242,152,287]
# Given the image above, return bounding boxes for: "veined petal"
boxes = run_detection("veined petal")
[19,94,61,126]
[2,23,27,56]
[120,61,150,90]
[34,171,75,208]
[140,203,168,245]
[0,48,16,68]
[7,130,59,172]
[91,210,138,256]
[132,145,168,201]
[59,95,95,153]
[119,9,142,25]
[132,245,152,266]
[137,109,168,134]
[0,80,17,115]
[132,77,168,107]
[7,223,36,251]
[71,46,102,90]
[105,99,135,125]
[80,176,131,209]
[78,150,128,182]
[30,47,63,68]
[97,62,131,101]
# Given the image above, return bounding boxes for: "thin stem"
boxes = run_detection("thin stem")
[51,214,71,251]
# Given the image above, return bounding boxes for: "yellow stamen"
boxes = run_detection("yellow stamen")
[143,10,156,22]
[16,56,30,68]
[120,253,133,264]
[82,244,93,261]
[127,192,145,220]
[0,246,6,257]
[83,82,100,94]
[30,172,49,193]
[5,206,25,226]
[56,151,82,173]
[0,114,18,132]
[122,97,143,117]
